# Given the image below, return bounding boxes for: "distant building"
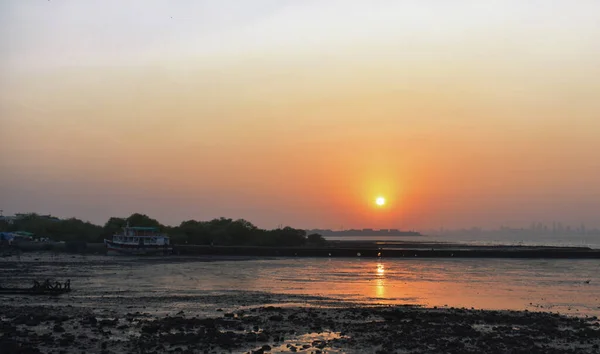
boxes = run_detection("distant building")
[0,216,18,224]
[305,228,422,236]
[0,213,61,224]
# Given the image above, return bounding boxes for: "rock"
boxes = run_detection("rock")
[25,318,41,327]
[52,315,70,323]
[312,340,326,349]
[59,333,75,346]
[13,315,30,325]
[99,319,118,327]
[0,339,20,353]
[214,330,239,348]
[0,321,17,335]
[268,315,284,322]
[53,324,66,333]
[81,316,98,326]
[261,344,272,351]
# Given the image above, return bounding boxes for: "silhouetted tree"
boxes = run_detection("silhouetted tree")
[0,220,9,232]
[176,220,211,244]
[53,218,102,242]
[307,233,326,245]
[100,217,127,242]
[126,213,161,229]
[4,212,314,247]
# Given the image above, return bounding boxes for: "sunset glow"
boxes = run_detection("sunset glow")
[1,1,600,230]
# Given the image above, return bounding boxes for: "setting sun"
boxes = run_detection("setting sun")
[376,197,386,206]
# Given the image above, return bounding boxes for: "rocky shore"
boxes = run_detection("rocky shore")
[2,304,599,354]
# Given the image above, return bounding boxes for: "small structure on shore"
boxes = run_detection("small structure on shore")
[13,231,35,242]
[0,232,16,245]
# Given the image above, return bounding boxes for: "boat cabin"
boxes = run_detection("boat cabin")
[113,226,170,246]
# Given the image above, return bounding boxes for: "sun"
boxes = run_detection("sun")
[375,197,386,206]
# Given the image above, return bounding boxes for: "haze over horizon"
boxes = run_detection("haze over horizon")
[2,1,600,230]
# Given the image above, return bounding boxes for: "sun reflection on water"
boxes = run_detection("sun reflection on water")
[375,263,386,298]
[376,263,385,275]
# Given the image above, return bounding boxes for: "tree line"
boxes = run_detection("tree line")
[0,213,326,247]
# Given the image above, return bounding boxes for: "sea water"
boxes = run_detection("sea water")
[3,254,599,318]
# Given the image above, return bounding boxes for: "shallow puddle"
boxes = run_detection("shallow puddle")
[266,331,345,353]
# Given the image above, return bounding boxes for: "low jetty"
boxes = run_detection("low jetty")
[173,244,600,259]
[5,241,600,259]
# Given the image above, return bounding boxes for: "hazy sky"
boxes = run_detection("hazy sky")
[1,0,600,229]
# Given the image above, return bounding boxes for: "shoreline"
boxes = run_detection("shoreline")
[174,244,600,259]
[6,241,600,259]
[2,303,599,353]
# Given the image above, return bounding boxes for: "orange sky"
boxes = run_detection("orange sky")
[1,1,600,229]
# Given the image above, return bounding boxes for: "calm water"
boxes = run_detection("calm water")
[6,254,599,318]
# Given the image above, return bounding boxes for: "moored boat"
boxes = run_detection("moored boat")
[104,224,172,256]
[0,280,72,295]
[0,288,71,295]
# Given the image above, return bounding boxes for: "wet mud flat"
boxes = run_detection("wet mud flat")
[2,304,599,354]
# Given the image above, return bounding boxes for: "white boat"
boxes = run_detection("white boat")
[104,224,172,256]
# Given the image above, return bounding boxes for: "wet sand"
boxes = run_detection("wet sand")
[2,303,599,354]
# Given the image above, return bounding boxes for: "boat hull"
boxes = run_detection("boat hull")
[0,288,71,296]
[104,240,172,256]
